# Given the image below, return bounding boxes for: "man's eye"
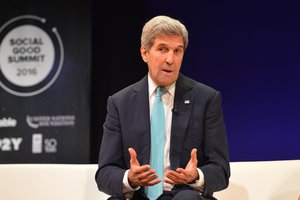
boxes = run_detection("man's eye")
[174,49,182,54]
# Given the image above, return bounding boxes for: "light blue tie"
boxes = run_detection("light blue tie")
[147,86,166,200]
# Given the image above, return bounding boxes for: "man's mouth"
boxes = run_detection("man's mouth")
[162,69,172,73]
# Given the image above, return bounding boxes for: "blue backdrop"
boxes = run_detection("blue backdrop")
[145,0,300,161]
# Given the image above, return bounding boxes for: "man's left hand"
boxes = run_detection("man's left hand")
[164,148,199,185]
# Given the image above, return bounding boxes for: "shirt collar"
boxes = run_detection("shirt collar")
[148,73,176,98]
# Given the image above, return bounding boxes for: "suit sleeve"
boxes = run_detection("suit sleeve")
[95,96,127,198]
[200,91,230,196]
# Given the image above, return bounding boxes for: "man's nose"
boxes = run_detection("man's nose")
[165,52,174,65]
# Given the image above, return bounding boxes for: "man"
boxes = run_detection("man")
[95,15,230,200]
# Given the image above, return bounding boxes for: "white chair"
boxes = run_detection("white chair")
[214,160,300,200]
[1,160,299,200]
[0,164,110,200]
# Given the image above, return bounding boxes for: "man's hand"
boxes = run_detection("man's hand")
[164,148,199,185]
[128,148,161,188]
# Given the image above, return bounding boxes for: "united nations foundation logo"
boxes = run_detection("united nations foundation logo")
[0,15,64,96]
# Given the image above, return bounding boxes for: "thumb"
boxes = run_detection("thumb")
[128,147,140,166]
[190,148,198,164]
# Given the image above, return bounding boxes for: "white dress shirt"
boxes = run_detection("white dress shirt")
[122,74,204,199]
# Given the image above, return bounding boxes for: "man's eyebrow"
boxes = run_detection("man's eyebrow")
[156,43,184,49]
[156,43,168,47]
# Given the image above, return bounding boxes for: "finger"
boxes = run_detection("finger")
[131,167,156,182]
[128,166,152,187]
[165,170,183,182]
[139,174,161,186]
[176,167,188,175]
[130,165,151,177]
[140,169,156,177]
[132,168,155,181]
[167,170,184,178]
[128,148,140,166]
[146,179,161,186]
[165,173,185,185]
[190,148,197,163]
[165,174,177,182]
[140,174,158,182]
[164,177,176,185]
[168,170,189,183]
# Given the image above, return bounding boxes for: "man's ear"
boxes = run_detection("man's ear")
[140,46,148,63]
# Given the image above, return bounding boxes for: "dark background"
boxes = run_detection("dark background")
[91,0,300,163]
[0,0,299,163]
[0,0,91,163]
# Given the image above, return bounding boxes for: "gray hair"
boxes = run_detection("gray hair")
[141,15,189,51]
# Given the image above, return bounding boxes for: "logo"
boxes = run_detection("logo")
[0,15,64,96]
[32,133,43,153]
[32,133,57,154]
[0,137,22,151]
[26,115,75,129]
[0,117,17,127]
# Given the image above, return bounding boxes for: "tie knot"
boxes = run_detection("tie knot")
[156,86,166,97]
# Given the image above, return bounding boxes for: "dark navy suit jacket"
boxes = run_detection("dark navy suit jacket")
[95,73,230,199]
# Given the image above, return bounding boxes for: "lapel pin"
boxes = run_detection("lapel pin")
[184,100,190,104]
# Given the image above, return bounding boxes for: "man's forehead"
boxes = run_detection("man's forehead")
[153,35,184,48]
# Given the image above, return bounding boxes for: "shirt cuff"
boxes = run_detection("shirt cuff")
[122,169,140,197]
[188,168,205,192]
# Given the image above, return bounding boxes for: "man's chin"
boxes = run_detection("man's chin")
[156,78,177,87]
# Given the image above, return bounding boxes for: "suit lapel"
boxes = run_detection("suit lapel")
[132,76,151,165]
[170,74,193,169]
[130,74,193,168]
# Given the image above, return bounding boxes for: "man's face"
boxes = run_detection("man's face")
[140,34,184,86]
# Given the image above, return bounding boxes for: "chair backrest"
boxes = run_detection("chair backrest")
[214,160,300,200]
[2,160,300,200]
[0,164,110,200]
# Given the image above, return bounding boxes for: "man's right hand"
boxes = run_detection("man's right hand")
[128,148,161,188]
